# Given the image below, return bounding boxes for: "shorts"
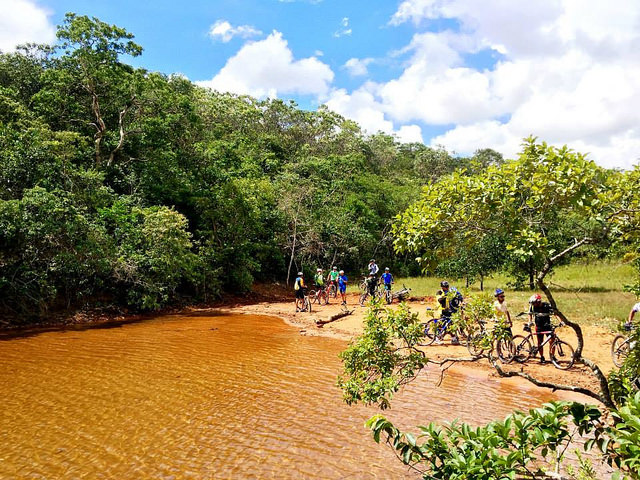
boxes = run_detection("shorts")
[384,284,392,291]
[339,286,346,294]
[295,289,305,299]
[535,320,551,342]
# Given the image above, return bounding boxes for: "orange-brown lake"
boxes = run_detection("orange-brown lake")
[0,312,564,479]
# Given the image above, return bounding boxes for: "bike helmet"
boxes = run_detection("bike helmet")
[370,259,375,263]
[494,288,504,297]
[332,266,337,270]
[529,294,542,303]
[298,272,304,276]
[385,267,390,271]
[440,281,449,288]
[317,268,322,272]
[339,270,344,274]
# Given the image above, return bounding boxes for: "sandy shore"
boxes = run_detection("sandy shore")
[209,291,619,404]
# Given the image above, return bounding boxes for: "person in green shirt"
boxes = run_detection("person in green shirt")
[327,266,339,289]
[314,268,325,288]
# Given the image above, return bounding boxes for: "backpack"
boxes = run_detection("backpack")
[294,278,300,290]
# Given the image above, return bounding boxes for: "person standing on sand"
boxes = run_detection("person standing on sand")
[493,288,512,336]
[338,270,348,305]
[314,268,325,289]
[327,266,340,290]
[294,272,306,311]
[435,280,462,344]
[368,259,379,278]
[529,294,553,364]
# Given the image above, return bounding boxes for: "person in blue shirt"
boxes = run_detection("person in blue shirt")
[381,267,394,293]
[338,270,348,305]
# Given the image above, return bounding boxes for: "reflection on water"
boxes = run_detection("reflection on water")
[0,313,562,479]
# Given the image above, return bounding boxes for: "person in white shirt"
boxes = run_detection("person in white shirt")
[627,302,640,325]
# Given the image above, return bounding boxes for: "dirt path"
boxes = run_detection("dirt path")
[212,291,619,404]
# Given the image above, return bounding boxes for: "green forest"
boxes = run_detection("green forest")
[0,14,503,322]
[2,14,639,326]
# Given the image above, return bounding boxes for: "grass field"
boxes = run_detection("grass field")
[351,260,638,329]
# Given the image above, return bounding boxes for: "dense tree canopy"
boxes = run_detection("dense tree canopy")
[0,14,489,321]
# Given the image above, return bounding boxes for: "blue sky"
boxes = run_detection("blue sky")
[2,0,640,168]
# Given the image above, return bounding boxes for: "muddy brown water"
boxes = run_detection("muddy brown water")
[0,312,568,479]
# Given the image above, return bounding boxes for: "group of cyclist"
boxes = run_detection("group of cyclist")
[294,259,394,307]
[294,266,349,306]
[435,280,555,363]
[295,264,563,363]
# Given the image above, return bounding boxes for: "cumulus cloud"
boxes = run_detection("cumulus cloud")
[0,0,55,52]
[208,20,262,43]
[344,57,373,77]
[325,84,424,142]
[197,31,334,98]
[328,0,640,168]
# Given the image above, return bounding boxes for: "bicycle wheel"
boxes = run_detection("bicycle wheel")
[512,335,533,363]
[305,296,312,313]
[359,292,369,306]
[329,284,337,298]
[612,334,630,368]
[551,339,575,370]
[466,333,486,356]
[309,290,318,304]
[496,337,515,364]
[320,290,329,305]
[385,289,392,304]
[295,298,305,312]
[420,321,437,346]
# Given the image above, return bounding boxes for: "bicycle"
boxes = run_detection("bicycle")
[359,284,383,306]
[466,319,515,363]
[326,282,338,299]
[420,316,461,346]
[511,314,575,370]
[295,289,312,313]
[381,283,393,304]
[612,323,636,368]
[390,284,411,303]
[308,287,328,306]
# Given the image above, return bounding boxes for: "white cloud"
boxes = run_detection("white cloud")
[334,17,352,38]
[344,57,373,77]
[325,85,423,143]
[327,0,640,168]
[197,31,334,98]
[397,125,424,143]
[0,0,55,52]
[208,20,262,43]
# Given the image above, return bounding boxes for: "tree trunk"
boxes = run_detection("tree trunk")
[528,257,535,290]
[286,216,298,286]
[480,274,484,291]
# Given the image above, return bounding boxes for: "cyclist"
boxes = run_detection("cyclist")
[435,281,463,344]
[368,259,379,278]
[294,272,306,311]
[529,294,553,364]
[627,301,640,325]
[327,266,340,290]
[381,267,394,293]
[338,270,348,305]
[365,273,377,297]
[314,268,325,289]
[493,288,512,335]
